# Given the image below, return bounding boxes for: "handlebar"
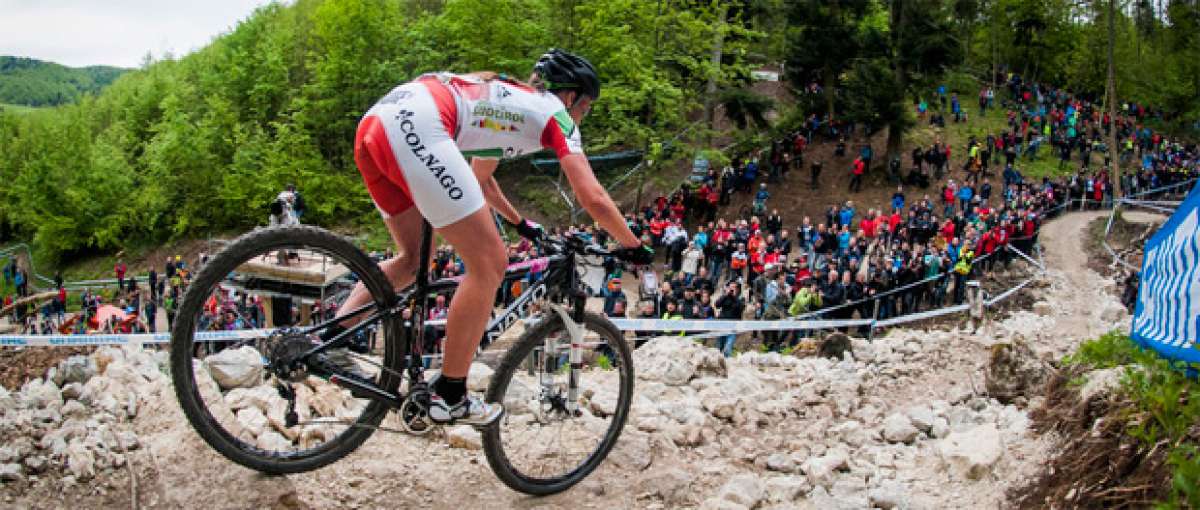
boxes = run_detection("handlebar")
[540,233,613,258]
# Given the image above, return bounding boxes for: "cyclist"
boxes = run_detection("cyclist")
[318,49,653,426]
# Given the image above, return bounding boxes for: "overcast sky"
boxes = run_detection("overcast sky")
[1,0,276,68]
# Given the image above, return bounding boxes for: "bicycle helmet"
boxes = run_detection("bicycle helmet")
[533,48,601,100]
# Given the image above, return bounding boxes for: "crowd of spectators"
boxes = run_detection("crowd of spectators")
[434,73,1200,357]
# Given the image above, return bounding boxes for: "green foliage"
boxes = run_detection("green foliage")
[1064,330,1140,368]
[0,56,127,107]
[595,353,613,370]
[0,0,757,263]
[1065,331,1200,508]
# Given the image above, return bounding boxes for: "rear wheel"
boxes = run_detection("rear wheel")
[169,226,402,474]
[482,311,633,495]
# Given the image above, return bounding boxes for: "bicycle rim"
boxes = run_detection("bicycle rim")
[482,312,633,495]
[170,226,401,474]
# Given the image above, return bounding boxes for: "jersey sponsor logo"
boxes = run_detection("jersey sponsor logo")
[471,103,525,123]
[394,109,465,201]
[472,118,520,133]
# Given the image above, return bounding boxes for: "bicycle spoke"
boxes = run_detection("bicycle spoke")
[485,314,631,491]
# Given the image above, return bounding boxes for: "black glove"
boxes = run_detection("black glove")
[508,218,544,242]
[614,245,655,266]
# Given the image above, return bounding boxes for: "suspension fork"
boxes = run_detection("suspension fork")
[542,289,587,415]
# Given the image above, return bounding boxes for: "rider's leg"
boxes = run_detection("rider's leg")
[430,207,507,403]
[326,208,424,333]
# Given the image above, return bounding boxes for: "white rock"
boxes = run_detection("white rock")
[256,431,292,451]
[446,425,482,450]
[906,406,935,433]
[1080,367,1125,403]
[0,463,22,482]
[1032,301,1054,316]
[930,417,951,439]
[807,485,867,510]
[236,407,269,438]
[103,359,147,389]
[467,363,494,392]
[765,453,795,473]
[92,346,125,373]
[589,390,619,417]
[764,475,809,502]
[65,441,95,480]
[868,480,908,509]
[1100,303,1126,323]
[204,346,265,390]
[634,337,726,386]
[882,413,919,443]
[715,473,764,508]
[831,420,874,447]
[21,379,63,410]
[96,394,122,417]
[802,449,849,488]
[0,385,13,411]
[116,431,139,451]
[78,376,114,406]
[939,423,1003,480]
[23,456,47,474]
[60,382,84,401]
[636,467,692,505]
[609,431,653,471]
[699,499,747,510]
[58,355,97,385]
[308,384,349,417]
[224,386,277,412]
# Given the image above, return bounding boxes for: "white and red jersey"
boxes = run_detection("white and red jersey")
[417,72,583,160]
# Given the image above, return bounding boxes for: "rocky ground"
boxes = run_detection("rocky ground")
[0,211,1148,509]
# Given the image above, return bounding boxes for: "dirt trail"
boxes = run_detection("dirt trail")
[1,209,1162,510]
[1033,210,1163,358]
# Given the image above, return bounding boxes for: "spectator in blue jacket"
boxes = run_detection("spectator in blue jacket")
[891,186,905,212]
[957,184,974,213]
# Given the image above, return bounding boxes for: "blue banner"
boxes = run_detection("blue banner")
[1132,180,1200,361]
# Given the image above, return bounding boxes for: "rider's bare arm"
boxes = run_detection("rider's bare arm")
[559,153,640,248]
[470,157,521,224]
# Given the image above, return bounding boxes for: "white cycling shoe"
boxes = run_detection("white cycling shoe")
[428,393,504,426]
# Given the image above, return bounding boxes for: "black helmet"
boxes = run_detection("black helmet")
[533,48,600,100]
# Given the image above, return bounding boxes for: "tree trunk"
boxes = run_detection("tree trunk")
[704,5,728,144]
[1106,0,1122,198]
[823,65,836,122]
[884,0,908,173]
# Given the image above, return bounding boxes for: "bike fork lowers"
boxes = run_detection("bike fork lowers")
[543,290,587,417]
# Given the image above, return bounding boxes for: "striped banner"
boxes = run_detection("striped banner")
[1132,180,1200,358]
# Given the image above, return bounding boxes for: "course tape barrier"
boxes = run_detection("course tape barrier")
[6,186,1185,350]
[0,329,270,347]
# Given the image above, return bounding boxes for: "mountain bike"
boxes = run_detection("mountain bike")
[169,223,634,495]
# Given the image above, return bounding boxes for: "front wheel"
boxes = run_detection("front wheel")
[482,312,633,495]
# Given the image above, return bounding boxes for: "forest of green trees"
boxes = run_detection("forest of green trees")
[0,57,127,107]
[0,0,1197,262]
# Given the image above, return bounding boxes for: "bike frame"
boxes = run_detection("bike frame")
[294,220,592,406]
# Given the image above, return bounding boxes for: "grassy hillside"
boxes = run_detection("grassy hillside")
[0,103,41,114]
[0,56,127,107]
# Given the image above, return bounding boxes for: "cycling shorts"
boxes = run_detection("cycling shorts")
[354,80,484,228]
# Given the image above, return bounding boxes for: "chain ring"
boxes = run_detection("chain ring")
[398,388,435,435]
